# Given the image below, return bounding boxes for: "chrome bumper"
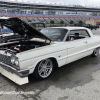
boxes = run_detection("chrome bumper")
[0,62,29,78]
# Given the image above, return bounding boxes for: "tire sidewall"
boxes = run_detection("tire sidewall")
[33,59,54,80]
[93,48,100,57]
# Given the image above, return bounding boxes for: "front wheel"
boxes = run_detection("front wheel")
[91,47,100,57]
[33,59,53,80]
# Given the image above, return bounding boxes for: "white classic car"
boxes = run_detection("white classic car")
[0,17,100,85]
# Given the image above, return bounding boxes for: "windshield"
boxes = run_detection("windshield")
[40,28,68,41]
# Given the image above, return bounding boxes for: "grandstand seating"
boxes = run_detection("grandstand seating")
[21,14,28,18]
[0,12,100,25]
[2,13,11,17]
[9,13,15,17]
[49,18,58,24]
[38,14,49,23]
[15,13,22,17]
[54,15,61,23]
[42,14,51,23]
[0,13,4,17]
[37,14,46,22]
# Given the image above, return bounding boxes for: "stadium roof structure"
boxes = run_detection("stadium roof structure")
[0,0,100,12]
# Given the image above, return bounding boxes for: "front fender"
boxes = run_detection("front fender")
[20,56,58,74]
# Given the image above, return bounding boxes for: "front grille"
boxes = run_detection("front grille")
[0,54,11,65]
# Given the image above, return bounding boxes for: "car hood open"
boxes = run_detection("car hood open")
[0,17,51,41]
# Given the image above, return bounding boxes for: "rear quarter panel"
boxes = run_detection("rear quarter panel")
[87,35,100,54]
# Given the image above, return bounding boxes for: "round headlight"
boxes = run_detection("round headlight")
[15,58,19,66]
[11,56,16,64]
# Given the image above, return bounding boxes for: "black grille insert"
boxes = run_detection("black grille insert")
[0,54,11,65]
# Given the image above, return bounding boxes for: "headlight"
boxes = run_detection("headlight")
[11,55,19,67]
[11,56,16,64]
[15,58,19,66]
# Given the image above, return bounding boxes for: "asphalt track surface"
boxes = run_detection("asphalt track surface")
[0,29,100,100]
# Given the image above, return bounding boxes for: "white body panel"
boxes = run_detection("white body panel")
[66,38,88,63]
[0,27,100,85]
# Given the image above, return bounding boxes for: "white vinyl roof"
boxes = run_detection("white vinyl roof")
[45,27,93,37]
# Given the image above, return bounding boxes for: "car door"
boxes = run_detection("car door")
[65,29,90,64]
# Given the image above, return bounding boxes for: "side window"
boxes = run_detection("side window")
[66,30,90,41]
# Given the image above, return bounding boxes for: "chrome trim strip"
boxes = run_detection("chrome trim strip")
[67,49,87,58]
[21,48,67,62]
[21,44,100,62]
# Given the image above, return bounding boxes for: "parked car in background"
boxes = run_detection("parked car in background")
[29,22,46,31]
[83,24,99,30]
[0,17,100,85]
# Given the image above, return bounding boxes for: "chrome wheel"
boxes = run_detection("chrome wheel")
[38,59,53,78]
[93,47,100,57]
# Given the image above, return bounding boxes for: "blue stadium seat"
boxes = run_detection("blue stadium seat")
[43,14,50,18]
[22,14,28,18]
[2,13,11,17]
[38,14,45,18]
[15,13,22,17]
[0,13,4,17]
[33,14,39,18]
[9,13,15,17]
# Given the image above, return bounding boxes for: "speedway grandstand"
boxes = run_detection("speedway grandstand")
[0,0,100,25]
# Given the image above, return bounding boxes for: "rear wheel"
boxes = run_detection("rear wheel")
[33,59,53,80]
[91,47,100,57]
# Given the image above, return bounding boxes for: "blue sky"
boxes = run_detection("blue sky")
[9,0,100,7]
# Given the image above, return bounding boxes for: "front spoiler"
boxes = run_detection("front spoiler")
[0,62,29,85]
